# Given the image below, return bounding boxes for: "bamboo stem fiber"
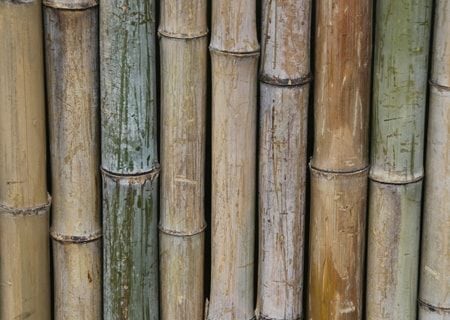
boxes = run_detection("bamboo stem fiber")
[43,0,101,318]
[419,1,450,318]
[366,0,432,319]
[100,0,159,318]
[208,0,259,319]
[159,1,207,319]
[0,0,51,318]
[308,1,372,319]
[257,1,311,319]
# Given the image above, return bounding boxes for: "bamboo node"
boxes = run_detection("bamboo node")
[259,73,312,87]
[100,165,160,184]
[50,230,102,244]
[209,46,260,57]
[0,195,51,216]
[43,0,98,9]
[418,298,450,314]
[309,163,370,177]
[158,29,209,40]
[158,224,207,237]
[429,79,450,91]
[259,316,303,320]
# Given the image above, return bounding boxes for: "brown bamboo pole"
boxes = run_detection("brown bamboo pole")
[158,1,207,319]
[208,0,259,319]
[43,0,101,318]
[419,1,450,318]
[307,1,372,319]
[257,1,311,319]
[0,0,51,318]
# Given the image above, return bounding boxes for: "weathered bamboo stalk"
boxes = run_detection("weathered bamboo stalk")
[308,1,372,319]
[419,1,450,318]
[208,0,259,319]
[257,1,311,319]
[366,0,432,318]
[43,0,101,318]
[0,0,51,318]
[100,0,159,318]
[158,1,207,319]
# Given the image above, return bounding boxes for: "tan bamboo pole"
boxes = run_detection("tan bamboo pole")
[158,1,207,319]
[307,1,372,319]
[43,0,101,318]
[208,0,259,319]
[257,1,311,319]
[419,1,450,318]
[0,0,51,318]
[365,0,432,318]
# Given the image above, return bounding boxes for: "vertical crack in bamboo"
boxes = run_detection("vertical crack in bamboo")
[257,1,311,319]
[308,1,372,319]
[0,0,51,318]
[100,0,159,318]
[208,0,259,319]
[418,1,450,318]
[43,1,102,318]
[158,0,207,319]
[365,0,432,319]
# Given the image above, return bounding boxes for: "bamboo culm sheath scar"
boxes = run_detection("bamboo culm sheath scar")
[159,0,207,319]
[257,1,311,319]
[100,0,159,318]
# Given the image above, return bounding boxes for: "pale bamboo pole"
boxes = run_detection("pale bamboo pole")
[365,0,432,318]
[158,1,207,319]
[208,0,259,319]
[307,1,372,319]
[100,0,159,318]
[43,0,101,318]
[257,1,311,319]
[0,0,51,318]
[419,1,450,318]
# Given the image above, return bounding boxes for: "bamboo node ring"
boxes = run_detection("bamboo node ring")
[0,195,51,216]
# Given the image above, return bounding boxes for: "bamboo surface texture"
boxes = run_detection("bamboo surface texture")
[159,0,207,319]
[308,1,372,319]
[208,0,259,319]
[43,0,101,318]
[419,1,450,318]
[0,0,51,318]
[257,1,311,319]
[100,0,159,318]
[366,0,432,319]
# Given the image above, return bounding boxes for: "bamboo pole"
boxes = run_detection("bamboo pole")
[0,0,51,318]
[419,1,450,318]
[158,1,207,320]
[208,0,259,319]
[100,0,159,318]
[307,1,372,319]
[43,0,101,318]
[257,1,311,319]
[366,0,432,318]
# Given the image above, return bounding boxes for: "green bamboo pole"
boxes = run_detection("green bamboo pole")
[159,1,207,319]
[308,1,372,319]
[419,1,450,318]
[100,0,159,318]
[257,1,311,319]
[366,0,432,318]
[43,0,101,317]
[208,0,259,319]
[0,0,51,318]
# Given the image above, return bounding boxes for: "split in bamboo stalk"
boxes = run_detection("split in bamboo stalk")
[308,1,372,319]
[208,0,259,319]
[43,0,102,317]
[419,1,450,318]
[100,0,159,318]
[366,0,432,318]
[0,0,51,318]
[159,1,207,319]
[257,1,311,319]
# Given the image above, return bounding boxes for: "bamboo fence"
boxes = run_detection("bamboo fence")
[257,1,311,319]
[0,0,51,318]
[308,1,372,319]
[43,0,102,318]
[366,0,432,319]
[100,0,159,318]
[208,0,259,319]
[419,1,450,318]
[158,0,207,319]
